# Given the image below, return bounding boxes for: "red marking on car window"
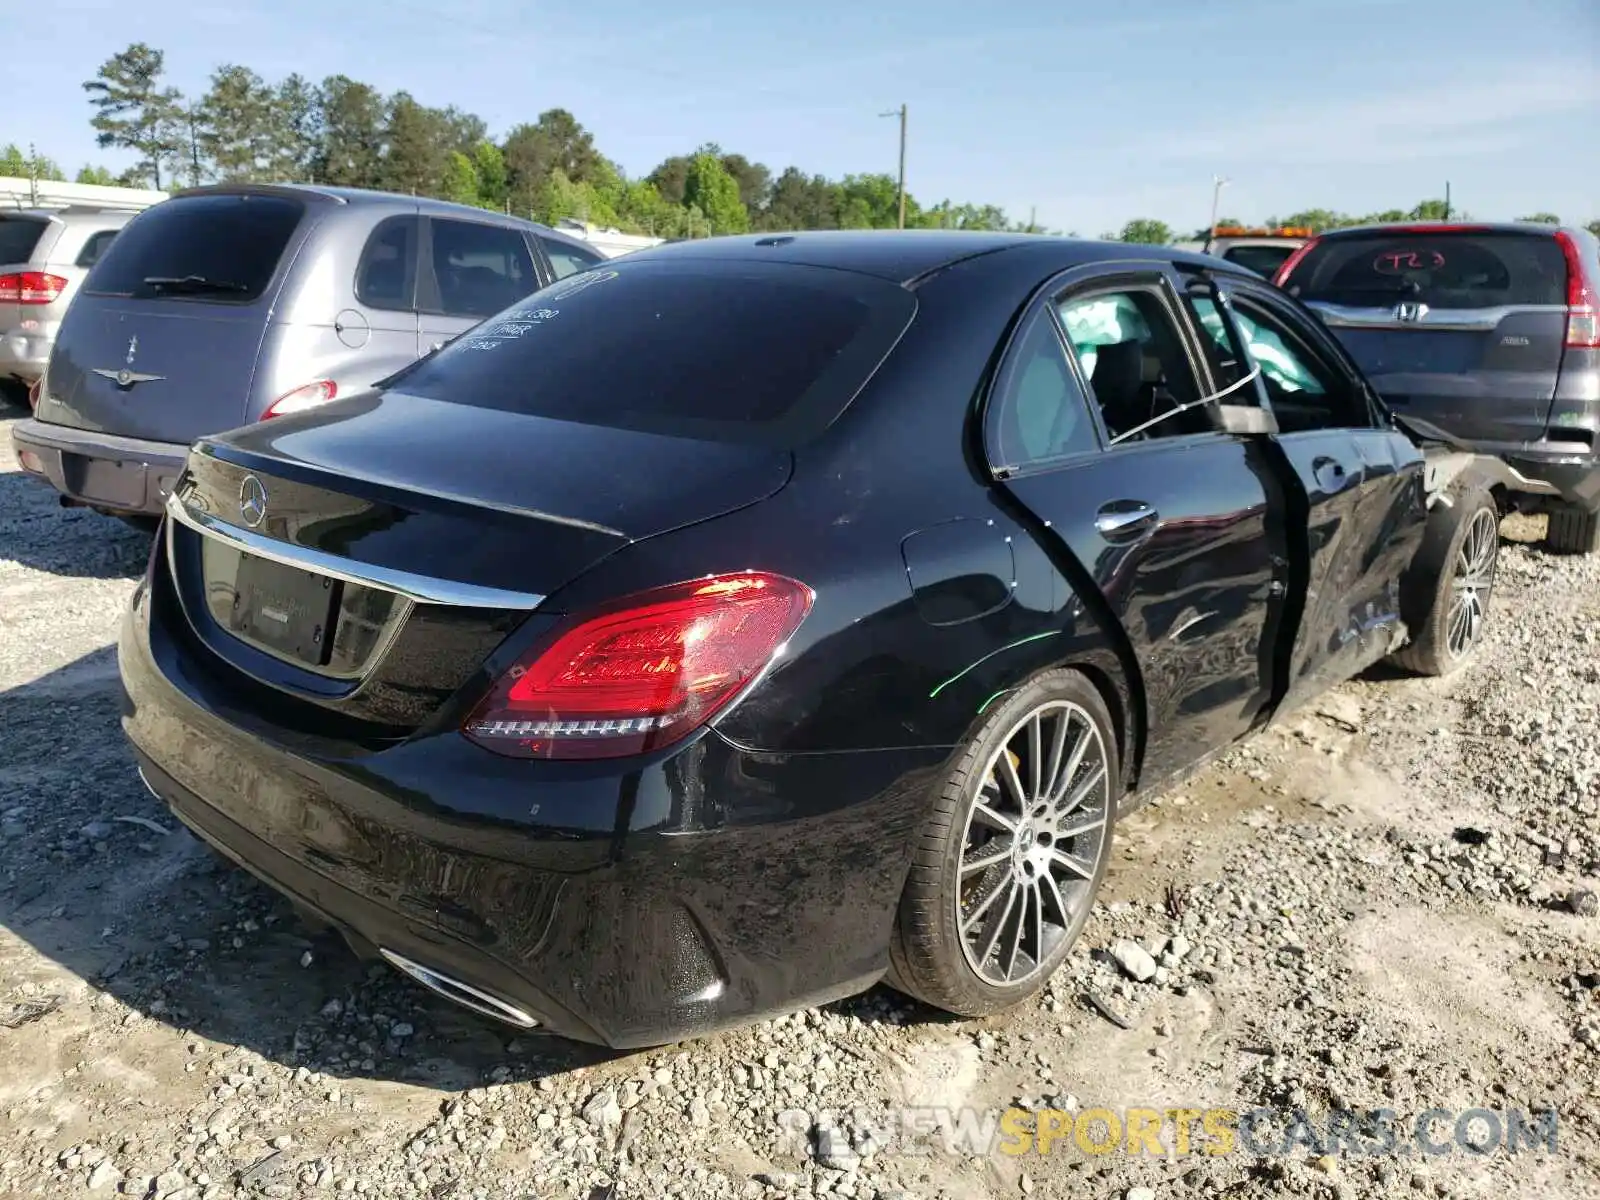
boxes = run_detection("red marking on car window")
[1373,249,1446,274]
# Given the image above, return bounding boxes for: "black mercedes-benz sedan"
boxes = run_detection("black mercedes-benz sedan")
[120,231,1503,1046]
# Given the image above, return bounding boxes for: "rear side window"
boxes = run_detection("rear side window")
[541,235,605,281]
[1286,232,1568,309]
[386,260,917,446]
[428,219,536,318]
[0,216,48,265]
[356,216,419,311]
[75,229,120,269]
[85,193,304,302]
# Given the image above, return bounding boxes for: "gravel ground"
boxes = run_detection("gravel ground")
[1,401,1597,1200]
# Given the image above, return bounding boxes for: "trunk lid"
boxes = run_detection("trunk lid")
[1285,229,1570,444]
[160,391,793,732]
[32,189,310,443]
[38,298,273,440]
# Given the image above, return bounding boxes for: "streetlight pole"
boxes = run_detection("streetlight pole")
[880,104,907,229]
[1208,174,1229,241]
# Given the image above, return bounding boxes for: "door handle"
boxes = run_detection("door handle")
[1094,500,1159,541]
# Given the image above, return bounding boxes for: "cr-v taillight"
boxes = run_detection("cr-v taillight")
[1554,230,1600,349]
[262,379,338,418]
[1272,238,1319,287]
[464,572,814,760]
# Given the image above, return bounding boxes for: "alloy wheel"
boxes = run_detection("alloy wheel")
[1446,507,1498,660]
[956,699,1110,986]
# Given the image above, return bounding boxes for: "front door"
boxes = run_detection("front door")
[987,267,1293,788]
[1209,275,1428,709]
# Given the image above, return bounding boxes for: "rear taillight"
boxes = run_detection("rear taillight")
[263,380,338,419]
[0,272,68,305]
[1272,238,1319,287]
[1554,231,1599,349]
[464,572,814,760]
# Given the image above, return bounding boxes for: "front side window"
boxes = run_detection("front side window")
[1223,291,1369,431]
[541,236,605,280]
[429,219,537,318]
[989,310,1098,470]
[1055,287,1209,442]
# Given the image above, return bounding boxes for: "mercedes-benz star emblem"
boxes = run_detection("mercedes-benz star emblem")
[238,475,269,528]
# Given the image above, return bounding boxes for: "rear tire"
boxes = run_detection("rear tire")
[1545,503,1600,556]
[1390,472,1499,677]
[887,669,1119,1017]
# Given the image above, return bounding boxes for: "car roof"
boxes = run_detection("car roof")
[1312,220,1585,240]
[623,230,1233,284]
[163,182,583,244]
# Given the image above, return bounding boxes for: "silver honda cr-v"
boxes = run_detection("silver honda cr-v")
[11,184,606,523]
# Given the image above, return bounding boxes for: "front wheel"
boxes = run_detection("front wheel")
[887,670,1119,1017]
[1390,473,1499,677]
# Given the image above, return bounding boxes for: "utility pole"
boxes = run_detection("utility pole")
[1444,181,1452,221]
[880,104,907,229]
[1208,174,1230,239]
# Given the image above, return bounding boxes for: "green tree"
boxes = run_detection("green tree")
[75,164,118,185]
[380,92,451,195]
[1409,199,1451,221]
[0,145,64,181]
[760,167,838,230]
[316,75,385,188]
[716,152,770,212]
[646,153,693,206]
[1518,212,1560,224]
[472,141,508,209]
[273,74,324,182]
[198,65,277,181]
[441,150,481,207]
[1588,220,1600,239]
[682,152,749,234]
[1120,218,1173,244]
[82,42,186,189]
[502,109,604,215]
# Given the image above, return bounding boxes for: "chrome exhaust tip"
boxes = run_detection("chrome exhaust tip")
[379,949,540,1029]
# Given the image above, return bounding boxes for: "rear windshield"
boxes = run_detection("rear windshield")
[1285,231,1568,309]
[85,193,305,303]
[0,216,48,265]
[385,259,917,446]
[1221,243,1296,278]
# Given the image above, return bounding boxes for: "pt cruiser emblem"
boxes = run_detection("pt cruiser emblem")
[91,335,166,389]
[238,475,269,528]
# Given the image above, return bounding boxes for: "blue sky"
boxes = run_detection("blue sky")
[9,0,1599,233]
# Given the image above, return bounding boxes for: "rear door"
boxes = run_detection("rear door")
[417,217,542,353]
[36,192,310,442]
[987,264,1293,786]
[1281,229,1569,445]
[1202,272,1428,707]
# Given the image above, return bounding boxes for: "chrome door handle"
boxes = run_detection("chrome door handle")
[1095,501,1158,540]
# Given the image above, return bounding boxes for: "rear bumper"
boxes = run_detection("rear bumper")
[1486,442,1600,509]
[10,418,187,515]
[118,568,941,1047]
[0,328,52,383]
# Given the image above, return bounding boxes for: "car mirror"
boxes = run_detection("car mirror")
[1215,404,1278,436]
